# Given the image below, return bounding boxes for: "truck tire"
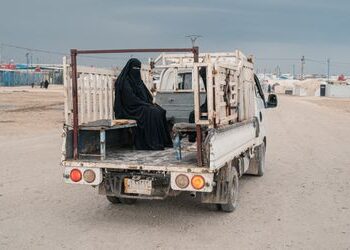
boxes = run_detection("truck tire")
[220,167,239,213]
[119,198,137,204]
[106,195,121,204]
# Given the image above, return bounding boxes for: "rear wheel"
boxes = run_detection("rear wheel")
[106,195,121,204]
[220,167,239,213]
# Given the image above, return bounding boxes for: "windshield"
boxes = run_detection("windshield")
[159,68,205,91]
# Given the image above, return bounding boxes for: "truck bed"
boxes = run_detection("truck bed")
[104,145,197,167]
[70,140,199,171]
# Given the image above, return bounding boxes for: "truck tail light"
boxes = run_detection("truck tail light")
[191,175,205,190]
[70,169,82,182]
[83,169,96,183]
[175,174,189,189]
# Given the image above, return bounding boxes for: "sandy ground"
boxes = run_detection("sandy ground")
[1,87,350,249]
[0,85,64,136]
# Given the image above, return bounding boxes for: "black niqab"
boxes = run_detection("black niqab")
[114,58,172,150]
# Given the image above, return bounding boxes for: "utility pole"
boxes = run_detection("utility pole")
[30,51,33,67]
[276,65,281,78]
[292,64,295,79]
[26,52,30,85]
[0,43,2,64]
[186,34,202,47]
[327,58,330,82]
[301,55,305,80]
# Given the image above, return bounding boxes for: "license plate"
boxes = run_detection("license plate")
[124,178,152,195]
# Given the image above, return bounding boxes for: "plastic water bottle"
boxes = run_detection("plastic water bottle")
[173,135,182,160]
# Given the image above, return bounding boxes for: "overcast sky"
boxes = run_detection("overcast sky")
[1,0,349,74]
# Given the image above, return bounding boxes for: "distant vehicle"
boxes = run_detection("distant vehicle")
[61,49,277,212]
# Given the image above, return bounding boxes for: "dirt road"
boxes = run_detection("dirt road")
[1,88,350,249]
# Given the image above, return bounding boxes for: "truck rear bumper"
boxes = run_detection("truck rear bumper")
[62,161,214,197]
[62,160,212,174]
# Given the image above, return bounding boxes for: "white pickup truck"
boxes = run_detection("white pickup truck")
[61,48,277,212]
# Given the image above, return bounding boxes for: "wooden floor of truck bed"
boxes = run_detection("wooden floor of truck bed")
[102,142,197,167]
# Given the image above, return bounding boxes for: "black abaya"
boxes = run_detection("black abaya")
[114,58,172,150]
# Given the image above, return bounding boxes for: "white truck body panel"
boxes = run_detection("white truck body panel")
[209,121,257,170]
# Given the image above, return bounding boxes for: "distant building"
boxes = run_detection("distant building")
[0,64,63,86]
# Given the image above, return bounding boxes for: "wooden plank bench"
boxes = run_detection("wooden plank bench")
[79,119,137,160]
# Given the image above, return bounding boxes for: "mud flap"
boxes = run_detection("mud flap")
[201,162,236,204]
[246,143,262,175]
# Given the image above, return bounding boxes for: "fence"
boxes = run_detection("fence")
[191,51,256,127]
[63,56,152,126]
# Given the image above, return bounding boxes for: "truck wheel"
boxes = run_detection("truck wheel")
[106,195,121,204]
[220,167,239,213]
[257,143,266,177]
[119,198,137,204]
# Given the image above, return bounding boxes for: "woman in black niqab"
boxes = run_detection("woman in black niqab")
[114,58,172,150]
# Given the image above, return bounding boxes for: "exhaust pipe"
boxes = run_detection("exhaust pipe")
[190,192,196,198]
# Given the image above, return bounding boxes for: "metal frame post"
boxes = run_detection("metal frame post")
[71,49,79,160]
[192,46,203,166]
[193,46,199,63]
[100,130,106,160]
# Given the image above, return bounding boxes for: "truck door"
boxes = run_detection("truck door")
[254,75,266,140]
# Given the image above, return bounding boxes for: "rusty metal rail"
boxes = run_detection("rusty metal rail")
[70,47,200,161]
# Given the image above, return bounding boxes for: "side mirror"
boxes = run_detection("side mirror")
[266,94,278,108]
